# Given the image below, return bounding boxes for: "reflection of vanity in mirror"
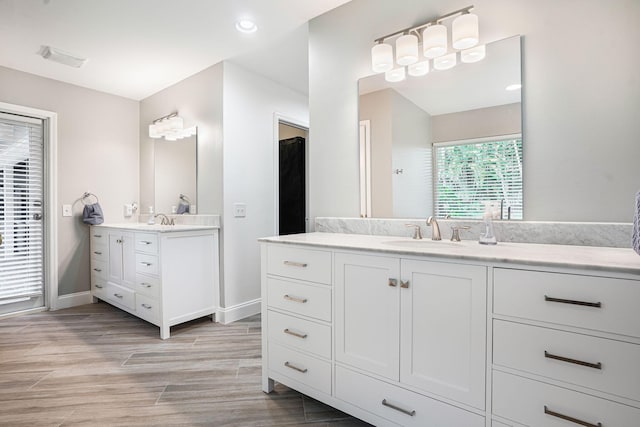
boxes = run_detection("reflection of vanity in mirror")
[152,132,197,215]
[359,35,522,220]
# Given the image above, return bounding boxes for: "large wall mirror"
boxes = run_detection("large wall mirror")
[152,132,197,214]
[359,35,522,219]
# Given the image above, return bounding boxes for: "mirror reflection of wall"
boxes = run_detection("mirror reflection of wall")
[359,35,522,219]
[153,134,197,214]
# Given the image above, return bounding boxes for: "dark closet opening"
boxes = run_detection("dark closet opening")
[279,136,305,235]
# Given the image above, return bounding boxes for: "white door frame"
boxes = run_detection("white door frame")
[0,101,58,312]
[273,113,309,235]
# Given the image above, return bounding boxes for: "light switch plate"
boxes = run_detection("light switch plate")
[233,203,247,218]
[123,204,133,217]
[62,204,72,217]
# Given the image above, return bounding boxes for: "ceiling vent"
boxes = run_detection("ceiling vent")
[40,46,88,68]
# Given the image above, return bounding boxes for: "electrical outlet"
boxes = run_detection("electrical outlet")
[123,204,133,217]
[233,203,247,218]
[62,204,72,217]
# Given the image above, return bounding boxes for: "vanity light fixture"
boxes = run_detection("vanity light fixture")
[235,19,257,33]
[370,5,481,82]
[149,113,197,141]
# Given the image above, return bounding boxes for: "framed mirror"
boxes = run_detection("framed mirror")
[358,35,522,219]
[153,132,197,214]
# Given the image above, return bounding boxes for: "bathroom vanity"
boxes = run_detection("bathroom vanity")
[260,232,640,426]
[90,224,219,339]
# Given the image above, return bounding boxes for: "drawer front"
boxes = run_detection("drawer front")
[267,245,331,284]
[135,293,160,325]
[267,310,331,359]
[90,229,107,246]
[105,282,135,311]
[134,274,161,298]
[92,279,107,299]
[90,243,107,262]
[135,253,159,276]
[90,259,108,281]
[493,268,640,337]
[268,342,331,395]
[494,320,640,402]
[135,232,158,254]
[493,370,640,427]
[267,277,331,321]
[335,366,484,427]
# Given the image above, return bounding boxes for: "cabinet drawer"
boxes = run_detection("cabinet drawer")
[267,310,331,359]
[136,293,160,325]
[493,320,640,402]
[135,232,158,254]
[493,268,640,337]
[90,260,107,281]
[267,277,331,321]
[90,243,107,262]
[92,279,107,299]
[335,366,484,427]
[90,229,107,246]
[105,282,135,311]
[267,245,331,284]
[493,370,640,427]
[135,253,159,276]
[134,274,161,298]
[268,342,331,395]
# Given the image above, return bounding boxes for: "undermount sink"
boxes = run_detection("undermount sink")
[382,239,460,248]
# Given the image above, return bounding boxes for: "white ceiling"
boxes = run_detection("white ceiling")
[0,0,350,100]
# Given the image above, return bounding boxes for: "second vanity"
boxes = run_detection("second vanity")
[259,232,640,426]
[90,223,219,339]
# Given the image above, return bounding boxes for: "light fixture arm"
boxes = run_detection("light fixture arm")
[373,5,474,43]
[152,112,178,125]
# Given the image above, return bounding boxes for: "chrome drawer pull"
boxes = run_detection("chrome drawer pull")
[544,351,602,370]
[141,303,152,309]
[140,262,152,266]
[544,406,602,427]
[284,361,307,373]
[388,278,398,287]
[381,399,416,417]
[93,234,102,238]
[140,241,153,245]
[283,261,308,268]
[284,328,308,339]
[544,295,602,308]
[141,283,152,288]
[93,268,102,272]
[114,293,123,299]
[400,280,410,289]
[95,284,103,289]
[94,251,102,255]
[284,294,307,304]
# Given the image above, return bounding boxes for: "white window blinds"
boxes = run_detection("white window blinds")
[434,136,523,219]
[0,112,44,301]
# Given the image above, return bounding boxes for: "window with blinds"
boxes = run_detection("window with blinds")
[0,112,45,302]
[434,136,523,219]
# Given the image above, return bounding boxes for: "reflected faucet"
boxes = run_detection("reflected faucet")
[155,213,174,226]
[426,216,441,241]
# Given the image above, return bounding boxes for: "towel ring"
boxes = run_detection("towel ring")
[81,192,99,205]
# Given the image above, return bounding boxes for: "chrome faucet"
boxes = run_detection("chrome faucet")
[154,213,174,226]
[450,226,470,242]
[405,224,423,240]
[426,216,441,241]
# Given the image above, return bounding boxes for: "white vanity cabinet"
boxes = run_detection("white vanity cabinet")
[90,225,219,339]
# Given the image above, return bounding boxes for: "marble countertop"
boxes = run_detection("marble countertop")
[93,223,219,232]
[259,232,640,275]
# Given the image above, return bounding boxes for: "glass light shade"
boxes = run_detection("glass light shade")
[149,124,161,138]
[452,13,479,50]
[385,66,406,83]
[396,34,419,66]
[408,61,429,77]
[371,43,393,73]
[461,44,485,63]
[433,52,457,70]
[167,116,183,131]
[422,24,447,58]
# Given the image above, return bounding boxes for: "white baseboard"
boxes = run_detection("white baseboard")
[216,298,261,324]
[54,291,93,310]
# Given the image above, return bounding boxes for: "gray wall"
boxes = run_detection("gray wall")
[309,0,640,222]
[432,103,521,143]
[0,65,139,296]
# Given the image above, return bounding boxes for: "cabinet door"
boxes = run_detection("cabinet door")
[335,252,400,380]
[121,232,136,288]
[400,259,487,410]
[108,233,123,284]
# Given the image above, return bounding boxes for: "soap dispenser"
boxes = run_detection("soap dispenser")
[479,201,497,245]
[147,206,155,225]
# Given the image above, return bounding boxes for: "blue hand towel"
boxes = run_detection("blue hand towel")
[83,203,104,225]
[177,201,189,214]
[633,191,640,255]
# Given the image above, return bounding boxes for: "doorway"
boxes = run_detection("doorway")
[276,120,308,235]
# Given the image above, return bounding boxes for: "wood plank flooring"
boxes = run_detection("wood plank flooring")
[0,302,371,426]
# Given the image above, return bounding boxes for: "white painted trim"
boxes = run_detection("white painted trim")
[0,102,58,311]
[216,298,261,324]
[273,113,310,235]
[56,291,93,310]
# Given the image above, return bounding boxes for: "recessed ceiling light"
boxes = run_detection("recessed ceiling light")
[506,83,522,91]
[235,19,257,33]
[40,46,88,68]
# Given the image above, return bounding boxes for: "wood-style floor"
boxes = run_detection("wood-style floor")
[0,302,370,426]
